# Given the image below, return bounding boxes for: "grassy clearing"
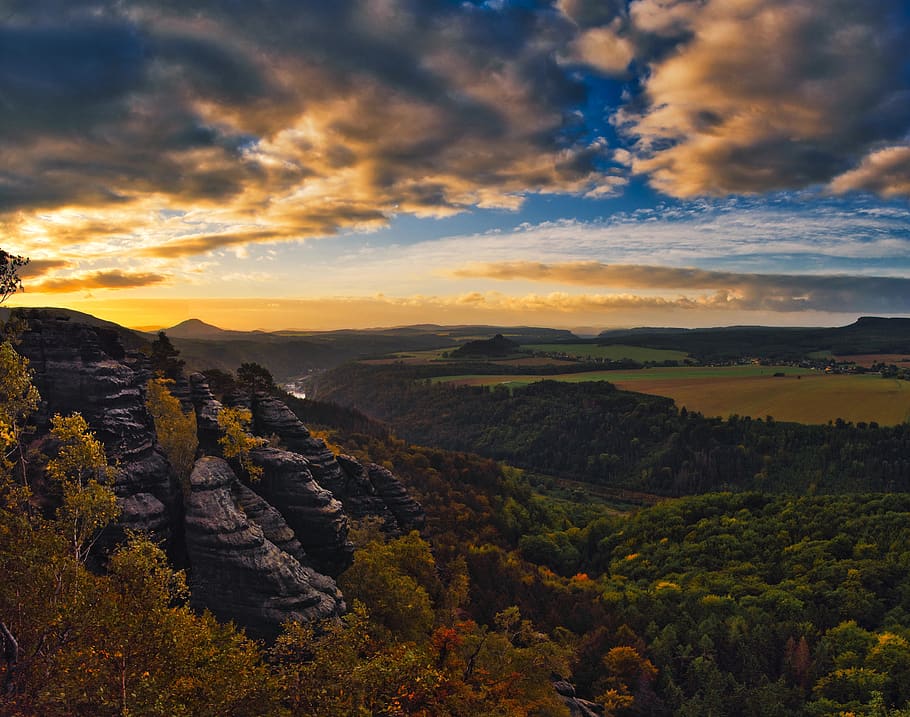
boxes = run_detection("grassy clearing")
[523,343,691,362]
[434,366,910,425]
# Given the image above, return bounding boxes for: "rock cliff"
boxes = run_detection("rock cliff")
[14,312,425,638]
[245,393,424,534]
[16,314,177,545]
[185,457,343,640]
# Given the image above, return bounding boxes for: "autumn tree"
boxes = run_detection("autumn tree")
[146,378,198,490]
[217,406,265,481]
[0,341,40,500]
[46,413,119,564]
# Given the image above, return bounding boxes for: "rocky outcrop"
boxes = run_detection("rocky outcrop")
[366,463,425,532]
[249,393,425,533]
[333,454,398,525]
[553,680,604,717]
[16,314,177,545]
[14,316,427,639]
[249,447,353,577]
[188,372,225,454]
[185,457,344,640]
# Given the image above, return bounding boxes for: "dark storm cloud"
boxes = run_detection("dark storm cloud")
[4,0,910,284]
[2,0,618,256]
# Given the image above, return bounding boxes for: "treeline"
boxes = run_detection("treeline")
[316,364,910,495]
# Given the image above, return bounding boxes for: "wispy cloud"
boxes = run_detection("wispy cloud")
[28,270,168,293]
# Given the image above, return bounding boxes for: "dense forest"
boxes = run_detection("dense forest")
[316,363,910,495]
[290,404,910,716]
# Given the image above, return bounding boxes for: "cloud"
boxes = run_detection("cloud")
[829,145,910,198]
[28,270,167,293]
[17,259,72,278]
[452,261,910,312]
[614,0,910,197]
[1,0,616,266]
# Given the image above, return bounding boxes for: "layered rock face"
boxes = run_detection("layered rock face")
[248,394,425,533]
[16,314,176,543]
[185,457,344,640]
[16,315,425,638]
[249,447,353,577]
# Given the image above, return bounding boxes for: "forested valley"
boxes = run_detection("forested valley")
[316,363,910,495]
[5,324,910,715]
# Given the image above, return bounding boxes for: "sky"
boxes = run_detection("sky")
[3,0,910,331]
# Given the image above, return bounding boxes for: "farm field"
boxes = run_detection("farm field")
[523,343,691,362]
[835,353,910,368]
[436,366,910,425]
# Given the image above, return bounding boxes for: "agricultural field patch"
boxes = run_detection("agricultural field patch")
[835,353,910,368]
[523,343,691,362]
[435,366,910,425]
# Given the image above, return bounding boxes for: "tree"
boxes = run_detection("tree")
[46,413,119,563]
[146,378,198,491]
[217,407,265,481]
[237,362,277,394]
[149,331,185,380]
[0,341,40,499]
[0,249,28,305]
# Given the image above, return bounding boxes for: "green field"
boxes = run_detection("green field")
[523,343,691,362]
[435,366,910,425]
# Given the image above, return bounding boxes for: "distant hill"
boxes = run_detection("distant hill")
[596,317,910,361]
[143,320,577,380]
[451,333,522,358]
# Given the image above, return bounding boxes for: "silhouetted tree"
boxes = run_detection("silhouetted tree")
[237,362,276,394]
[0,250,28,305]
[149,331,185,380]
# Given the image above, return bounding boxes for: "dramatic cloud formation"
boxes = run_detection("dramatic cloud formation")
[27,270,168,294]
[1,0,619,265]
[2,0,908,329]
[604,0,910,196]
[829,146,910,198]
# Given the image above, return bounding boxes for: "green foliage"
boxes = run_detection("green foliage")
[148,331,185,380]
[146,378,198,490]
[339,531,441,642]
[237,362,277,394]
[317,363,910,495]
[47,413,119,563]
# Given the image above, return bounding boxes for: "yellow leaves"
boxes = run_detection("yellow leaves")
[217,407,265,482]
[48,412,119,562]
[146,378,198,488]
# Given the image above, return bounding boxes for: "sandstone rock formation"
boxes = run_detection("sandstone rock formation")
[249,447,353,577]
[553,680,605,717]
[16,314,177,545]
[247,393,425,533]
[14,314,425,639]
[185,457,344,639]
